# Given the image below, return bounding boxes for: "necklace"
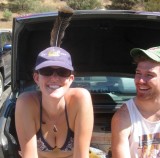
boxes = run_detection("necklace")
[41,99,66,134]
[53,125,58,133]
[42,109,65,133]
[42,121,59,133]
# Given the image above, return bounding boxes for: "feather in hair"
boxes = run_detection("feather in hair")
[50,6,74,47]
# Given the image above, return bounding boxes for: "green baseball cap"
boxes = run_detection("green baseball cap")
[130,46,160,62]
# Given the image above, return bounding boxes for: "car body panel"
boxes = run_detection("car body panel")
[12,10,160,91]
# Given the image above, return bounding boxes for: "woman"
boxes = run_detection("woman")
[15,46,94,158]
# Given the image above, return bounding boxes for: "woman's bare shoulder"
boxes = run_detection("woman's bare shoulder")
[16,91,40,111]
[67,87,91,98]
[65,88,92,113]
[18,91,40,100]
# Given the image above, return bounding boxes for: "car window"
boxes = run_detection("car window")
[5,32,12,45]
[0,32,12,49]
[71,75,136,104]
[22,75,136,104]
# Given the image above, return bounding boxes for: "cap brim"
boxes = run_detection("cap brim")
[130,48,160,62]
[35,61,74,71]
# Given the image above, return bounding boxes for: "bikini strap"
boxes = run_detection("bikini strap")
[64,105,70,128]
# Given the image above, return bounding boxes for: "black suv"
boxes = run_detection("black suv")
[0,29,11,98]
[1,10,160,158]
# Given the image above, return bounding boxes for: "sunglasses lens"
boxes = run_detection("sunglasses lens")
[57,68,71,77]
[38,67,53,76]
[38,67,71,77]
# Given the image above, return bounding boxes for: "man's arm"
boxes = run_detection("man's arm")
[111,104,131,158]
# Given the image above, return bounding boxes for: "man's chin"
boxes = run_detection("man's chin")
[137,94,151,101]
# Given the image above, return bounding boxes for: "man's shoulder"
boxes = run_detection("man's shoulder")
[111,102,131,135]
[112,100,132,125]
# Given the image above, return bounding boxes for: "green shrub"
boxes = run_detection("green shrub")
[67,0,102,10]
[9,0,41,13]
[3,9,12,21]
[109,0,138,10]
[33,4,57,13]
[144,0,160,12]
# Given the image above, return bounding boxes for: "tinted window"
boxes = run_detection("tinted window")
[71,75,136,104]
[0,32,12,50]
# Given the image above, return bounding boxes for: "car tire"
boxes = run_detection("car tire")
[0,72,4,100]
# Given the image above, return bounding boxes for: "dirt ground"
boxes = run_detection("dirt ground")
[0,12,18,29]
[0,21,12,29]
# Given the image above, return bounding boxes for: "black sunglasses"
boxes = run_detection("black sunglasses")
[38,67,72,77]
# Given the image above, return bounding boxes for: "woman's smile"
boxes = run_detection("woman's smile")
[47,85,61,90]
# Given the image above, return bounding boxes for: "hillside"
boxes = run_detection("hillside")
[0,0,67,29]
[0,0,111,29]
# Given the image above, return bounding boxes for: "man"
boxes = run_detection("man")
[111,46,160,158]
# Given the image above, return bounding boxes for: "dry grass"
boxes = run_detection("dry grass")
[0,0,110,29]
[0,13,13,29]
[42,0,67,8]
[0,0,67,29]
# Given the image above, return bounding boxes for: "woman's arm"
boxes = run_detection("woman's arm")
[111,104,131,158]
[72,88,94,158]
[15,93,39,158]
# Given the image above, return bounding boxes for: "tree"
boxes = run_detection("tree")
[9,0,40,12]
[144,0,160,11]
[108,0,138,10]
[67,0,102,10]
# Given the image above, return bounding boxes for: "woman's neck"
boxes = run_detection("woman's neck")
[41,95,66,120]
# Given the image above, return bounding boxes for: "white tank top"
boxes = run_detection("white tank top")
[126,99,160,158]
